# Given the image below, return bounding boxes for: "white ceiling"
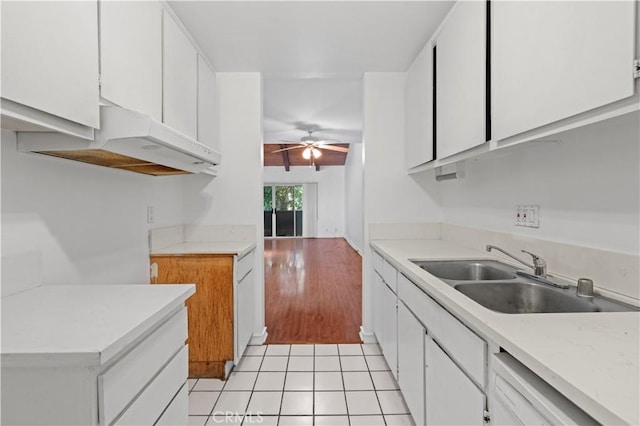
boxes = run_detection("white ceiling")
[169,1,454,144]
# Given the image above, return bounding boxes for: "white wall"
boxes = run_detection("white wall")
[1,129,184,296]
[263,166,345,238]
[344,143,364,252]
[361,73,442,336]
[182,72,266,337]
[439,112,640,255]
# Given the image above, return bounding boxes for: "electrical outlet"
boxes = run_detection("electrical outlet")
[147,206,154,224]
[515,204,540,228]
[515,205,525,226]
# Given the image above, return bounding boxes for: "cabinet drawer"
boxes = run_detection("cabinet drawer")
[397,274,440,335]
[372,251,384,275]
[397,273,486,386]
[99,308,188,425]
[156,383,188,425]
[115,345,188,425]
[381,260,398,293]
[236,250,254,282]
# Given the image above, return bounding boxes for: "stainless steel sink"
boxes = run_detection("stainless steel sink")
[412,259,517,281]
[411,258,638,314]
[454,281,602,314]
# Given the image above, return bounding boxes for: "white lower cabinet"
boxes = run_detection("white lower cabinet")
[374,248,489,426]
[381,281,398,378]
[236,268,255,362]
[397,302,426,425]
[425,336,486,425]
[372,271,385,344]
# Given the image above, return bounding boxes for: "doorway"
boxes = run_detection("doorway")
[264,184,318,238]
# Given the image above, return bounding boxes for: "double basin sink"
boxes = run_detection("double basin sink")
[411,259,637,314]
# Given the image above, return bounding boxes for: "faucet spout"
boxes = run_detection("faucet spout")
[486,245,548,278]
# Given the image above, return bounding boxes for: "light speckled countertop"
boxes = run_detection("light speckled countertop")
[371,239,640,426]
[150,241,256,258]
[1,284,195,368]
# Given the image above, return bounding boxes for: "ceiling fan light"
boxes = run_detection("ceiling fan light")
[302,147,312,160]
[312,148,322,158]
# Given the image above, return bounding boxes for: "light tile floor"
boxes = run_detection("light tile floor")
[188,344,415,426]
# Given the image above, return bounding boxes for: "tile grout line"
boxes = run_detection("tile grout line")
[363,349,388,425]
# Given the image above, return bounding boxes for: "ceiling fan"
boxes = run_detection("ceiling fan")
[271,130,349,160]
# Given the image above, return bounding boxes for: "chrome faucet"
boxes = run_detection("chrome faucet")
[486,245,547,278]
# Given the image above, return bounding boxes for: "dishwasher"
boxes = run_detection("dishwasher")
[490,352,598,425]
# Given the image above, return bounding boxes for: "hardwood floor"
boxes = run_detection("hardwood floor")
[264,238,362,344]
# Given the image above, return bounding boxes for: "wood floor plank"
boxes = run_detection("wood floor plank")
[265,238,362,344]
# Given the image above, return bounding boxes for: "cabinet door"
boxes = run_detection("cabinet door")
[425,336,485,425]
[236,270,254,361]
[398,303,425,426]
[405,42,434,169]
[436,0,487,159]
[197,56,219,150]
[381,282,398,378]
[492,1,636,141]
[1,1,99,128]
[100,0,162,121]
[372,272,385,344]
[163,11,198,139]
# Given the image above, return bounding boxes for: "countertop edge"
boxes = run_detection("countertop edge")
[1,284,196,369]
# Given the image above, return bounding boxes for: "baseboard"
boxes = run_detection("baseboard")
[359,326,377,344]
[344,235,362,256]
[250,327,268,345]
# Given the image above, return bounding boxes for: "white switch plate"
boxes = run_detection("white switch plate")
[147,206,154,224]
[527,205,540,228]
[515,204,539,228]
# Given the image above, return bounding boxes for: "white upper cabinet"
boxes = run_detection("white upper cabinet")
[1,1,99,128]
[163,11,198,140]
[100,1,163,121]
[436,0,487,159]
[404,42,434,169]
[197,56,218,150]
[492,1,636,141]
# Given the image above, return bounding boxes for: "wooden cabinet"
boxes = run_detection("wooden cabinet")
[99,0,163,121]
[163,10,198,139]
[198,55,219,150]
[0,1,99,131]
[151,250,255,378]
[492,1,636,141]
[404,42,434,169]
[435,0,487,159]
[425,336,486,425]
[398,302,426,426]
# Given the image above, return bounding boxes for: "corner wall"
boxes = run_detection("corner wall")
[345,143,364,253]
[361,72,442,336]
[182,72,265,338]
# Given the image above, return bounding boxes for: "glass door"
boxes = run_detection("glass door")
[264,184,303,237]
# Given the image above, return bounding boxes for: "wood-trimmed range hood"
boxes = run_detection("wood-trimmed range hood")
[17,106,221,176]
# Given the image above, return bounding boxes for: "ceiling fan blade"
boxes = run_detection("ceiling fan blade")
[271,146,306,153]
[319,145,349,153]
[316,139,343,145]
